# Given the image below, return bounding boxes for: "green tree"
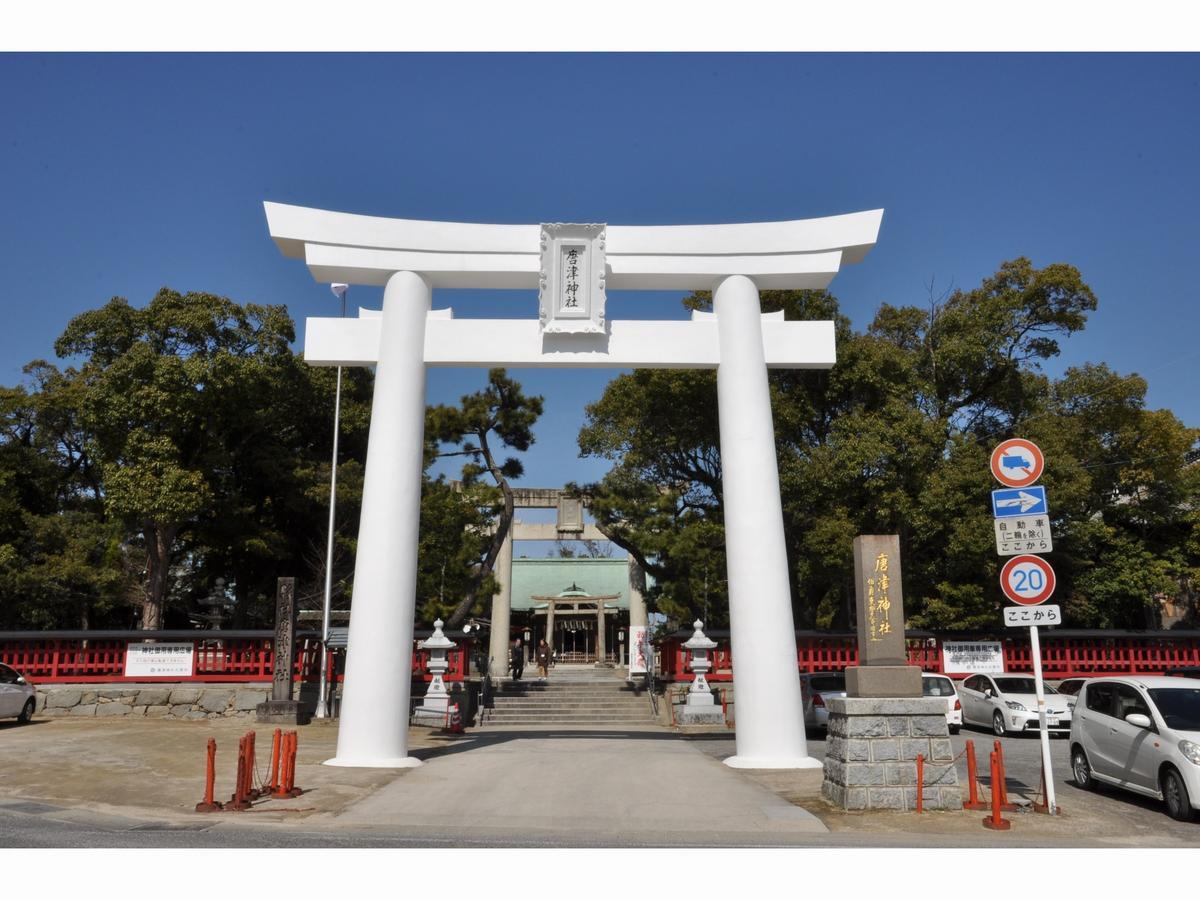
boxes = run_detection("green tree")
[53,288,300,629]
[426,369,544,626]
[577,259,1199,632]
[0,362,134,629]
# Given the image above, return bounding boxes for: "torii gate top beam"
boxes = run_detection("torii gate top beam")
[264,202,883,291]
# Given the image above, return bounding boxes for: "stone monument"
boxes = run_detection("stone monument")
[821,535,961,811]
[257,577,309,725]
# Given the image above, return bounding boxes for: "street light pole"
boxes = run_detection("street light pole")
[316,283,348,719]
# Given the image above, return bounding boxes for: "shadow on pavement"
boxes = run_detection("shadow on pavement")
[408,727,687,760]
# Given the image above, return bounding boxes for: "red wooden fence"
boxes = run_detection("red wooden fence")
[0,632,471,684]
[4,629,1197,684]
[658,630,1200,681]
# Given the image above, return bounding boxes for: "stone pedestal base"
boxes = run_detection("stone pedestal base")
[412,707,451,727]
[679,705,725,725]
[255,700,309,726]
[821,697,961,811]
[845,665,921,698]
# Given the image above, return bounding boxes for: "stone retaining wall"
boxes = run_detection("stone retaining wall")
[34,684,272,720]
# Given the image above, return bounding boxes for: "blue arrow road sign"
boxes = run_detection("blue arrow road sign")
[991,486,1048,518]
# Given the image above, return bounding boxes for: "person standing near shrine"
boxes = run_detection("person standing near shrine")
[509,638,524,681]
[535,639,551,680]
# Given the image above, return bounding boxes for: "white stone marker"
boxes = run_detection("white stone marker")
[413,619,456,725]
[265,203,882,769]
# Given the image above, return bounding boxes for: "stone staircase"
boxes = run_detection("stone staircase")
[482,664,658,727]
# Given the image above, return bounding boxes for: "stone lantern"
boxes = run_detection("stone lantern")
[679,620,724,725]
[413,619,456,725]
[191,577,235,629]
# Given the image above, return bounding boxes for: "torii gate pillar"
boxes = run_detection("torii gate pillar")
[265,202,882,769]
[327,271,430,767]
[715,275,811,767]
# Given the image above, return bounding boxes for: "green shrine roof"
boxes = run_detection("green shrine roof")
[509,557,639,611]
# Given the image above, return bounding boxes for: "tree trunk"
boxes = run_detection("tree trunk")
[141,522,178,630]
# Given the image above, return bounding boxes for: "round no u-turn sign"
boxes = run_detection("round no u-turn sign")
[999,554,1056,605]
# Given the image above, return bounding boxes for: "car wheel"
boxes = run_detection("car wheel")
[1163,767,1195,822]
[949,725,960,735]
[992,711,1006,737]
[1072,746,1095,791]
[17,698,34,724]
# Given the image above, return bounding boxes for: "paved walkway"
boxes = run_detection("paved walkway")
[337,726,826,839]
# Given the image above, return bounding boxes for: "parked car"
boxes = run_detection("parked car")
[1056,677,1087,713]
[1056,677,1087,698]
[0,662,36,723]
[1070,676,1200,821]
[799,671,846,732]
[958,672,1072,736]
[922,672,962,734]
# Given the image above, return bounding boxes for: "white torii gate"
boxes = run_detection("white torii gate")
[264,201,882,769]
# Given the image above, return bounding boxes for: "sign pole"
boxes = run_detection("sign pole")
[1028,623,1057,815]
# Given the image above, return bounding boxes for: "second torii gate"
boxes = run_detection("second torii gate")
[265,202,883,770]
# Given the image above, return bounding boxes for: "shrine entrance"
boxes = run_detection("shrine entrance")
[266,200,882,770]
[486,489,646,673]
[530,584,621,666]
[553,620,599,664]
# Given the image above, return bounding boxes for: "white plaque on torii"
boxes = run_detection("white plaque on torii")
[264,201,883,771]
[539,223,606,335]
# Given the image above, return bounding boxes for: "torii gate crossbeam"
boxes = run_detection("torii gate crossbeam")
[265,202,883,770]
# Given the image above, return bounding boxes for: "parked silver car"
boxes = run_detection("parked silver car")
[0,662,36,723]
[799,671,846,732]
[1070,676,1200,821]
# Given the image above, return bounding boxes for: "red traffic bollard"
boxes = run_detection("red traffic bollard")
[268,728,282,793]
[916,753,925,814]
[194,738,222,812]
[982,751,1012,830]
[245,730,264,799]
[272,731,304,799]
[271,731,293,799]
[963,741,988,810]
[286,730,304,797]
[993,739,1017,812]
[227,736,251,811]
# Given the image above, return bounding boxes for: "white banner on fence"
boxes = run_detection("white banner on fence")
[941,640,1005,674]
[628,626,649,675]
[124,643,195,678]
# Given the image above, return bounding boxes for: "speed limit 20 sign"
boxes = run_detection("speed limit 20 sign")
[999,554,1056,605]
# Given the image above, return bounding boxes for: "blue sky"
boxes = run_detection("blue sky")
[2,53,1198,506]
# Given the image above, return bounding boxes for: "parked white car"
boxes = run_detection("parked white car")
[0,662,36,723]
[958,672,1072,736]
[799,671,846,732]
[922,673,962,734]
[1070,676,1200,821]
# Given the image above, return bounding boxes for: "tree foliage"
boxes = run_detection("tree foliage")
[425,369,544,626]
[0,288,378,630]
[578,259,1200,631]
